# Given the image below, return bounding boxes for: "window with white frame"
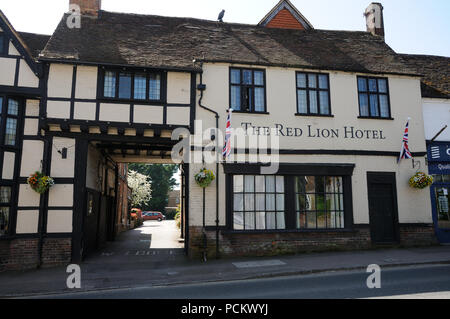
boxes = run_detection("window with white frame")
[232,175,285,230]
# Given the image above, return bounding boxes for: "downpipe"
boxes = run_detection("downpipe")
[197,63,220,261]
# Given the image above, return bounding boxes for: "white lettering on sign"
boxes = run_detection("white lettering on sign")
[431,146,441,159]
[438,164,450,171]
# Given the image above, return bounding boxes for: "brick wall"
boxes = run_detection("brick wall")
[0,237,72,271]
[266,9,305,30]
[399,225,438,247]
[41,238,72,268]
[69,0,101,16]
[188,224,438,259]
[0,238,39,271]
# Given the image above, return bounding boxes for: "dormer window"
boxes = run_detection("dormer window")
[230,68,266,113]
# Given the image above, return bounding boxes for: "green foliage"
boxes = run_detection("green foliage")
[128,164,179,213]
[175,207,181,229]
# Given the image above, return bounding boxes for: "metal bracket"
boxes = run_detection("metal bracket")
[412,159,421,170]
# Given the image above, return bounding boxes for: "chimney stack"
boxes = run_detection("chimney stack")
[69,0,101,17]
[364,2,385,38]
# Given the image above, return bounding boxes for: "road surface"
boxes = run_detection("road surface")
[29,264,450,299]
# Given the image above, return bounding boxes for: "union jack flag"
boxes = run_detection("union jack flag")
[222,108,233,159]
[398,118,413,163]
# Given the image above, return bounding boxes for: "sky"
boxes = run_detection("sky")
[0,0,449,57]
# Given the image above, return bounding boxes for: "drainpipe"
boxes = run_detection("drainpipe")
[197,63,220,260]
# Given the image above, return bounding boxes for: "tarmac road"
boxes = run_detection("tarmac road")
[30,264,450,299]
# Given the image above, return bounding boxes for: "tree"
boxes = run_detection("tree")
[127,170,152,208]
[128,164,179,213]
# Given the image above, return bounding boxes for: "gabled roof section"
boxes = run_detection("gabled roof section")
[399,54,450,99]
[258,0,313,30]
[0,10,43,76]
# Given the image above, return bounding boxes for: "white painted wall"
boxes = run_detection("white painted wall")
[188,63,431,227]
[423,98,450,141]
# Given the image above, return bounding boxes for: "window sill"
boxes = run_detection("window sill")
[222,228,357,235]
[358,116,394,120]
[98,97,165,105]
[229,110,270,115]
[295,113,334,118]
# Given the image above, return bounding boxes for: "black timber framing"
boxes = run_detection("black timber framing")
[37,135,52,267]
[0,12,42,77]
[72,138,88,263]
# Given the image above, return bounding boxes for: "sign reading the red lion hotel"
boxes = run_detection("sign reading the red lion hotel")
[241,122,387,140]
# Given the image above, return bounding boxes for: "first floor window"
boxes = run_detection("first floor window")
[230,174,348,231]
[233,175,285,230]
[134,73,147,100]
[0,186,11,236]
[103,71,116,97]
[230,68,266,113]
[149,73,161,100]
[357,76,390,118]
[296,72,331,116]
[102,69,163,102]
[118,72,132,99]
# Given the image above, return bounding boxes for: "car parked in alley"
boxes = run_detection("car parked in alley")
[142,211,166,222]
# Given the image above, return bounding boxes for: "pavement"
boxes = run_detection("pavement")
[1,220,450,298]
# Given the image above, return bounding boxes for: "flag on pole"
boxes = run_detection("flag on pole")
[222,108,233,159]
[398,118,413,163]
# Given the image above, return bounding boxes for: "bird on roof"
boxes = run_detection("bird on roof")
[218,10,225,22]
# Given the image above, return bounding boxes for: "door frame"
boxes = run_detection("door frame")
[367,172,400,244]
[430,182,450,243]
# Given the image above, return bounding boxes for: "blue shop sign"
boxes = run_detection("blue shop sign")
[427,142,450,163]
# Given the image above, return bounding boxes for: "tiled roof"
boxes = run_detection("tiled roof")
[399,54,450,99]
[18,32,50,59]
[40,10,418,76]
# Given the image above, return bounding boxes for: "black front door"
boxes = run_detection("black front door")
[367,173,399,244]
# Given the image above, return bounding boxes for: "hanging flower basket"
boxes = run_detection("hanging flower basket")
[194,168,215,188]
[27,171,55,194]
[409,172,433,189]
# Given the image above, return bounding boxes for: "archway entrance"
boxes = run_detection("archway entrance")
[78,139,190,267]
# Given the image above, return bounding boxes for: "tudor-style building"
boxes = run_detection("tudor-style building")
[0,0,444,270]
